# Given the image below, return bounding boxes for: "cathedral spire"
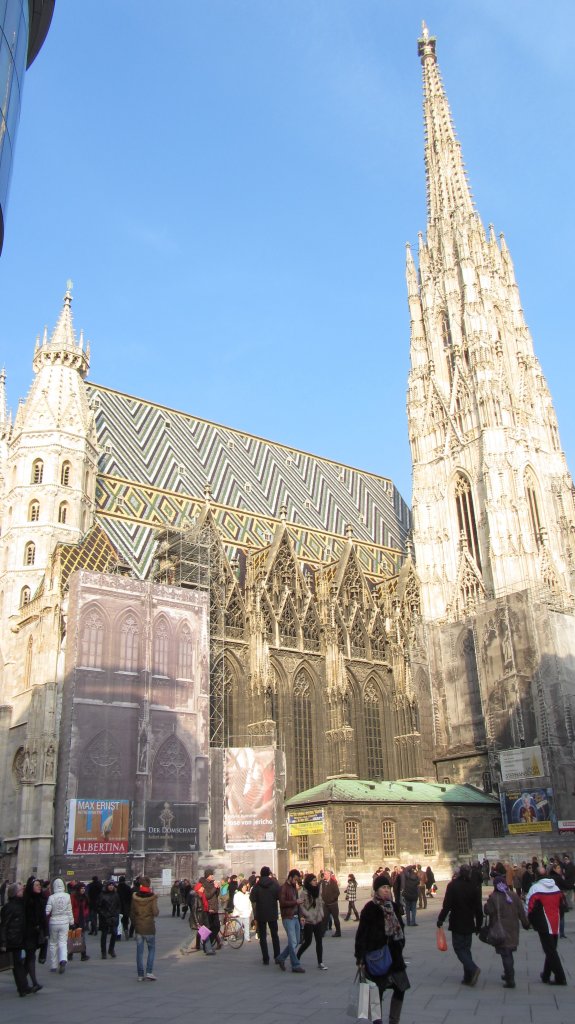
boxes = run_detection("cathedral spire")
[418,22,475,226]
[33,282,90,378]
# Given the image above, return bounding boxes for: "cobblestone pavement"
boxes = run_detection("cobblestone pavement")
[0,888,572,1023]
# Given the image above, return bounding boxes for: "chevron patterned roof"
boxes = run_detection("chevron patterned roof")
[88,383,411,579]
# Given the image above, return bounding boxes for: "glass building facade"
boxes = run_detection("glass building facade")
[0,1,54,253]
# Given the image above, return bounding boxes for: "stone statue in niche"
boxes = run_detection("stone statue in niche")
[137,722,149,773]
[44,743,55,781]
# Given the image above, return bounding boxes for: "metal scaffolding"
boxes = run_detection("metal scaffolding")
[151,520,226,746]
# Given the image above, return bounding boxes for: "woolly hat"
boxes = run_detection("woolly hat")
[372,873,392,892]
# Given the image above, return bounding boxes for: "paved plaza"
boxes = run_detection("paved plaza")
[0,887,572,1023]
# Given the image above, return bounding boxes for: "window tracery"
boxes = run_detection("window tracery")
[525,468,542,548]
[454,473,481,568]
[81,609,104,668]
[119,613,139,672]
[31,459,43,484]
[364,681,385,780]
[29,500,40,522]
[153,616,170,676]
[293,670,314,792]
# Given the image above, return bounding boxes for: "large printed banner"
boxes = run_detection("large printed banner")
[67,799,130,854]
[288,808,325,836]
[145,801,199,851]
[500,786,555,834]
[499,745,544,783]
[224,747,276,850]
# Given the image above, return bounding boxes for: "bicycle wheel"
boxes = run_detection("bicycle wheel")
[226,919,244,948]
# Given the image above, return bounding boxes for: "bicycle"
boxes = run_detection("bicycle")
[219,912,244,949]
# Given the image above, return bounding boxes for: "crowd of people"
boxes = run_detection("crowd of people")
[436,852,574,991]
[0,873,159,995]
[1,852,572,1017]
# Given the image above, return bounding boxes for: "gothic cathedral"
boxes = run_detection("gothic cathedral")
[1,26,574,881]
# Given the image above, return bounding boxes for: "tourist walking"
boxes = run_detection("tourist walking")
[233,879,252,942]
[117,876,133,938]
[401,866,419,926]
[436,864,483,986]
[322,870,341,936]
[276,869,305,972]
[170,880,181,917]
[483,869,529,988]
[69,882,90,961]
[354,873,409,1024]
[0,882,34,996]
[86,875,102,935]
[526,872,567,985]
[344,873,360,920]
[130,875,159,980]
[416,865,427,909]
[425,865,435,897]
[98,879,121,959]
[46,877,75,974]
[296,872,327,970]
[249,865,281,965]
[23,876,47,991]
[202,869,222,953]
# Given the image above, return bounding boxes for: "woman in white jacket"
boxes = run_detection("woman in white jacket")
[45,878,74,973]
[232,880,252,941]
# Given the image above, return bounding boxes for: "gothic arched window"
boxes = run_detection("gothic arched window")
[151,735,192,801]
[153,616,170,676]
[81,609,105,668]
[24,541,35,566]
[293,670,314,793]
[61,461,71,486]
[454,473,481,568]
[58,502,68,524]
[210,656,235,746]
[78,730,122,799]
[364,681,385,780]
[177,623,194,679]
[119,613,139,672]
[31,459,43,484]
[524,468,542,548]
[28,500,40,522]
[20,586,31,608]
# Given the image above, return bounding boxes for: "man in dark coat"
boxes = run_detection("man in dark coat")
[249,865,281,965]
[437,864,483,986]
[321,871,341,937]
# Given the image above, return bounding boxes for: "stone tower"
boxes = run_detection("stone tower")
[0,286,98,874]
[406,25,575,819]
[407,24,575,623]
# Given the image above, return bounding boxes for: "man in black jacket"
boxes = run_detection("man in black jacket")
[437,865,483,986]
[249,866,281,965]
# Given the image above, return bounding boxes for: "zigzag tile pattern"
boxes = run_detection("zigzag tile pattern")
[88,384,410,579]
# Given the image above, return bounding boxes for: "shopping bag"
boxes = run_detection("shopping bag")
[67,928,85,955]
[357,979,370,1020]
[436,926,448,951]
[198,924,212,943]
[368,982,381,1019]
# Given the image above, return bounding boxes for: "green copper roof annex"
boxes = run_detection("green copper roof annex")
[285,779,500,807]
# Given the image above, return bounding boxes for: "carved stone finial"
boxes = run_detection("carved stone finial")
[204,482,212,502]
[345,523,353,539]
[279,503,287,521]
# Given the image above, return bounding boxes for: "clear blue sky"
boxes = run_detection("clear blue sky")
[1,0,574,503]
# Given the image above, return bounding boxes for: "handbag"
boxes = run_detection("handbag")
[436,925,448,951]
[478,898,506,946]
[67,928,85,955]
[364,943,393,976]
